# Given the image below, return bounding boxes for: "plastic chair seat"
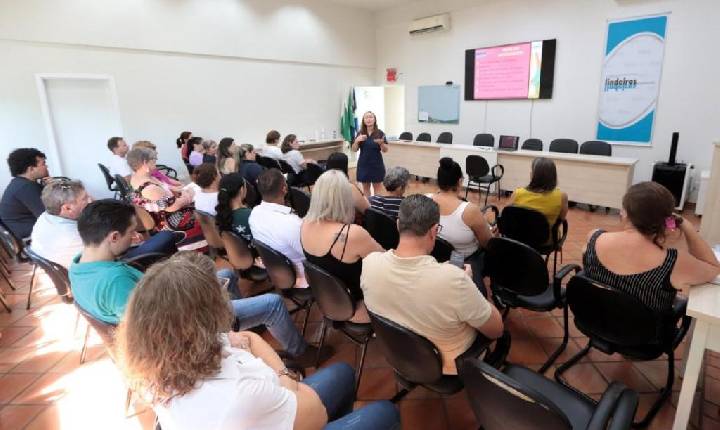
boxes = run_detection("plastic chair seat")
[332,320,373,342]
[240,265,268,282]
[473,174,496,184]
[505,365,595,429]
[497,284,565,311]
[281,286,313,303]
[395,372,463,395]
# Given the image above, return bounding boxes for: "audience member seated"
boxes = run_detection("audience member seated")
[249,168,307,286]
[583,181,720,313]
[128,147,195,231]
[177,131,192,163]
[202,139,218,164]
[133,140,183,188]
[238,143,264,185]
[106,136,131,178]
[281,134,315,185]
[217,137,238,175]
[301,170,382,323]
[0,148,49,239]
[508,157,568,228]
[361,194,504,374]
[116,254,400,430]
[192,163,220,216]
[368,166,410,221]
[31,180,178,268]
[262,129,283,160]
[216,173,253,242]
[431,157,494,288]
[326,152,370,215]
[188,137,205,167]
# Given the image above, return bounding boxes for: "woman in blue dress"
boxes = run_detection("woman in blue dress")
[352,111,388,196]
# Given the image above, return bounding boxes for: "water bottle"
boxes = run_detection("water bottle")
[332,130,337,139]
[321,128,326,140]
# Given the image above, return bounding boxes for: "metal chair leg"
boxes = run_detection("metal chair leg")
[80,325,91,364]
[0,266,17,291]
[315,319,328,368]
[555,340,592,399]
[0,290,11,313]
[632,352,675,428]
[540,303,569,374]
[301,302,312,336]
[355,340,369,393]
[26,264,37,310]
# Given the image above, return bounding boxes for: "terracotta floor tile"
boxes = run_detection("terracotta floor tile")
[536,337,586,365]
[595,361,657,393]
[443,391,477,430]
[24,405,62,430]
[525,316,566,338]
[13,372,68,405]
[557,363,608,395]
[507,337,548,365]
[0,373,42,403]
[634,360,683,392]
[702,416,720,430]
[357,367,398,401]
[0,405,47,429]
[323,342,358,369]
[12,349,69,373]
[0,326,35,347]
[362,338,390,369]
[706,377,720,405]
[399,399,448,430]
[504,315,533,339]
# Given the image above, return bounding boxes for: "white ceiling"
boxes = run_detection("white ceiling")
[321,0,419,11]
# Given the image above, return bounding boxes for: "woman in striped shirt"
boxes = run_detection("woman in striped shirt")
[369,166,410,221]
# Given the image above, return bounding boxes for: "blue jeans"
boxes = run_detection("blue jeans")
[303,363,401,429]
[230,293,308,357]
[124,231,179,259]
[216,268,242,300]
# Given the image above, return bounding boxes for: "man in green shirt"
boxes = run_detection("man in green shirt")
[69,199,142,324]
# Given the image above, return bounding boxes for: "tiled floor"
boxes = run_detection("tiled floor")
[1,179,719,429]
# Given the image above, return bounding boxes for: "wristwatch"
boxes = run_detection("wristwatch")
[278,367,301,381]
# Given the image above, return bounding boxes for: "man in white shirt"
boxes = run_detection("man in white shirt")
[261,129,284,160]
[249,168,306,285]
[107,136,132,178]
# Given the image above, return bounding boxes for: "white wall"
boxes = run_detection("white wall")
[0,0,375,191]
[375,0,720,201]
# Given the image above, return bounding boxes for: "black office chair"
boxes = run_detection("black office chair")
[0,223,19,292]
[580,140,612,156]
[437,132,453,144]
[521,138,543,151]
[220,231,268,285]
[156,164,178,179]
[369,310,498,402]
[114,174,133,202]
[362,207,399,250]
[195,211,225,259]
[465,155,504,205]
[301,162,325,189]
[243,178,261,208]
[498,206,568,276]
[430,237,454,263]
[287,187,311,218]
[473,133,495,147]
[277,159,295,176]
[253,240,313,334]
[549,139,579,154]
[98,163,119,197]
[459,358,638,430]
[23,247,74,310]
[416,133,432,142]
[399,132,413,141]
[121,252,169,272]
[484,237,580,373]
[256,155,281,170]
[557,274,692,427]
[304,261,373,390]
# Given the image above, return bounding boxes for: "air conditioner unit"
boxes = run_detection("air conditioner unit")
[409,14,450,35]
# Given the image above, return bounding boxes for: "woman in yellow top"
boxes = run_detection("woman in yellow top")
[508,157,568,227]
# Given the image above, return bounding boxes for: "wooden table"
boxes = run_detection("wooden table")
[297,139,345,161]
[384,141,637,209]
[673,282,720,429]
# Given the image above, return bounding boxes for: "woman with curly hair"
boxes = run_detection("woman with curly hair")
[116,253,400,430]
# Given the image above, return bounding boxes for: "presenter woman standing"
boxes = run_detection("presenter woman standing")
[352,111,388,196]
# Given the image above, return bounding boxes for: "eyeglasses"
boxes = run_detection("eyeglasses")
[436,224,443,233]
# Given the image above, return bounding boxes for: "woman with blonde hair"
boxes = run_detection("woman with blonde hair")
[301,170,383,323]
[116,253,399,430]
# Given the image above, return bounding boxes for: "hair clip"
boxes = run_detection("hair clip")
[665,216,677,230]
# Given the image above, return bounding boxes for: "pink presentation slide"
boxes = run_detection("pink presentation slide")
[474,42,532,99]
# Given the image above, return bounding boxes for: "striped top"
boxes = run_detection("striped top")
[583,230,677,313]
[369,195,404,221]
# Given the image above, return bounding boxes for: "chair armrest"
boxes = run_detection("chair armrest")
[670,297,692,349]
[156,164,178,179]
[551,219,569,250]
[586,381,638,430]
[481,204,500,226]
[553,264,581,300]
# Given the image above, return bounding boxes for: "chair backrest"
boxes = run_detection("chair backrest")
[521,138,543,151]
[24,247,72,300]
[288,187,311,218]
[253,239,297,289]
[473,133,495,147]
[303,261,356,321]
[567,274,668,347]
[483,237,549,297]
[195,211,224,249]
[416,132,432,142]
[0,221,23,258]
[549,139,579,154]
[431,237,454,263]
[303,163,324,186]
[498,206,551,249]
[580,140,612,156]
[399,132,413,141]
[459,359,573,430]
[244,178,261,208]
[437,132,453,144]
[98,163,116,191]
[362,207,399,250]
[114,174,132,201]
[122,252,169,272]
[75,303,117,348]
[156,164,178,179]
[465,155,490,178]
[369,311,444,384]
[221,231,255,271]
[277,159,295,175]
[256,155,281,170]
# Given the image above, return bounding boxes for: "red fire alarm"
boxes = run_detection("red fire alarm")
[386,68,397,83]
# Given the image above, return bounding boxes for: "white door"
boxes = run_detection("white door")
[39,76,123,199]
